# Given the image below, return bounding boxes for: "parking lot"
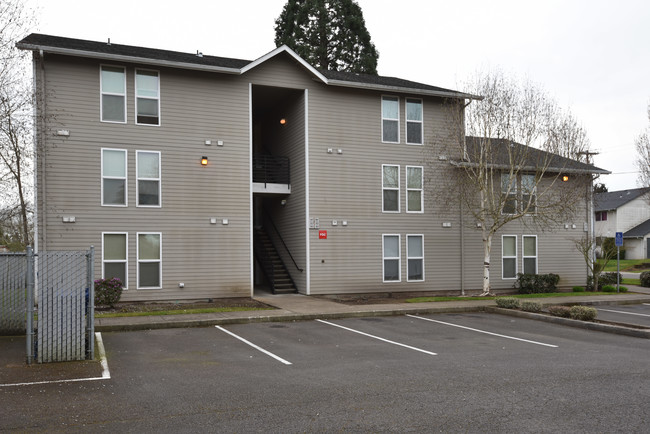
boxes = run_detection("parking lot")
[2,311,649,432]
[595,303,650,328]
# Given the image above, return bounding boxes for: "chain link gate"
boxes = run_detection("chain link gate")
[0,247,94,364]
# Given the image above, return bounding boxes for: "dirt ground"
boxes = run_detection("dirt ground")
[97,297,271,314]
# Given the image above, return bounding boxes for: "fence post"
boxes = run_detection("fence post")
[86,246,95,360]
[25,246,34,365]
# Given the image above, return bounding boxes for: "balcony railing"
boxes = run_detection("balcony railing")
[253,154,290,187]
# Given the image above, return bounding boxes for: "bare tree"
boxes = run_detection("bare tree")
[431,70,594,295]
[634,103,650,190]
[0,0,37,249]
[573,235,617,292]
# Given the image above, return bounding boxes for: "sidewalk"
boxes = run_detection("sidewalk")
[94,288,650,332]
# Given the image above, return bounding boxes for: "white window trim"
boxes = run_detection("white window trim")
[100,65,127,124]
[137,232,162,290]
[382,164,400,213]
[406,165,423,213]
[406,234,425,282]
[405,98,423,145]
[501,173,517,215]
[382,234,401,283]
[135,68,161,126]
[136,150,162,208]
[502,235,518,279]
[102,232,128,290]
[521,174,537,215]
[522,235,538,275]
[101,148,128,207]
[381,95,400,143]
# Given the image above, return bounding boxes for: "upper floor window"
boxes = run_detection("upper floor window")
[100,66,126,123]
[521,174,537,214]
[406,166,423,213]
[382,96,399,143]
[501,174,517,214]
[135,70,160,125]
[136,151,161,207]
[596,211,608,221]
[406,98,423,144]
[382,164,400,212]
[101,148,127,206]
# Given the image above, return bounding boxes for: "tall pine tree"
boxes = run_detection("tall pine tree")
[274,0,379,75]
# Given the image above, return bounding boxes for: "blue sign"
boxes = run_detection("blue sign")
[615,232,623,247]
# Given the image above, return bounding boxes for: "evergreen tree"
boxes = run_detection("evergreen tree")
[274,0,379,74]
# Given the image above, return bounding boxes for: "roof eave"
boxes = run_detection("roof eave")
[326,78,480,99]
[16,42,242,74]
[449,160,611,175]
[240,45,329,83]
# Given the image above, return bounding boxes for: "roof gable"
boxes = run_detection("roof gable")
[594,188,650,211]
[624,217,650,238]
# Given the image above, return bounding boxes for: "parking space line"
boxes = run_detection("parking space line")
[642,303,650,306]
[316,319,437,356]
[215,326,292,365]
[599,308,650,318]
[0,332,111,388]
[407,315,558,348]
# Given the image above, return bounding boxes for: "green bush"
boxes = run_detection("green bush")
[587,272,623,291]
[619,286,628,293]
[569,305,597,321]
[94,277,123,308]
[572,286,585,292]
[514,273,560,294]
[602,285,616,292]
[495,297,520,309]
[521,301,542,313]
[548,305,571,318]
[640,271,650,288]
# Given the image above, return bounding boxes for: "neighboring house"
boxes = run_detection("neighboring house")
[594,188,650,259]
[18,34,607,301]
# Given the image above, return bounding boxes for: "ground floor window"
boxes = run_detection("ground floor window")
[383,234,401,282]
[502,235,517,279]
[137,232,162,289]
[102,232,128,289]
[523,235,538,274]
[407,235,424,281]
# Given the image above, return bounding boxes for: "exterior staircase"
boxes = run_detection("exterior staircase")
[254,227,297,294]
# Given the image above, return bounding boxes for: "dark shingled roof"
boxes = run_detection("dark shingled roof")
[624,218,650,238]
[463,136,609,174]
[17,33,470,97]
[594,188,650,212]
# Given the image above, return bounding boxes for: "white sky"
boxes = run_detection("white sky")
[24,0,650,191]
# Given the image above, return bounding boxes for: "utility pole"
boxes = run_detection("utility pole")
[577,151,600,284]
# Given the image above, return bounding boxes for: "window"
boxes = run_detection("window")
[136,151,161,206]
[382,165,400,212]
[406,98,423,144]
[135,69,160,125]
[137,233,161,289]
[100,66,126,123]
[101,148,127,206]
[383,235,400,282]
[406,166,423,212]
[501,173,517,214]
[382,96,399,143]
[103,233,127,289]
[521,174,537,214]
[523,235,538,275]
[407,235,424,281]
[596,211,608,221]
[502,235,517,279]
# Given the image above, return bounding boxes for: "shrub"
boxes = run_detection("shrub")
[548,305,571,318]
[495,297,520,309]
[602,237,626,260]
[587,272,623,291]
[572,286,585,292]
[521,301,542,313]
[94,277,123,308]
[601,285,616,293]
[514,273,560,294]
[569,305,597,321]
[640,271,650,288]
[619,286,628,293]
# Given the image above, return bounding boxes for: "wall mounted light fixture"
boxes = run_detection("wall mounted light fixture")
[562,175,569,182]
[201,156,208,166]
[280,118,287,125]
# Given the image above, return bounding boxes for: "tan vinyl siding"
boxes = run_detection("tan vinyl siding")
[39,54,251,301]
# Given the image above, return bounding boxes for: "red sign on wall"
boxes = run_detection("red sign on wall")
[318,230,327,239]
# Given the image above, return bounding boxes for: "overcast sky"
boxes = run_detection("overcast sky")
[24,0,650,191]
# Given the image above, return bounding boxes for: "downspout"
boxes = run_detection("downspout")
[459,98,472,296]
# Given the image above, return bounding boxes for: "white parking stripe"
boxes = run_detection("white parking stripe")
[316,319,437,356]
[599,308,650,318]
[642,303,650,306]
[0,332,111,387]
[215,326,292,365]
[407,315,558,348]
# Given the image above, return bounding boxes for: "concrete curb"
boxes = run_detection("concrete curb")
[487,307,650,339]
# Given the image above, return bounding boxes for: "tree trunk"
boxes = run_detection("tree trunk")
[482,231,492,296]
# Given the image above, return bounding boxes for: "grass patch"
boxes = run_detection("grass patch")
[405,292,626,303]
[598,259,650,273]
[96,306,274,318]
